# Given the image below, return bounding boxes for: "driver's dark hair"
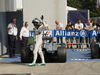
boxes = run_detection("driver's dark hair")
[11,18,16,22]
[25,22,28,25]
[77,18,81,21]
[68,21,71,24]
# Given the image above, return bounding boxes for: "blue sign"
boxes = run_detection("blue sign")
[29,30,97,38]
[90,30,98,37]
[54,30,89,37]
[65,30,75,37]
[29,31,34,38]
[76,30,89,37]
[43,30,53,37]
[54,30,65,37]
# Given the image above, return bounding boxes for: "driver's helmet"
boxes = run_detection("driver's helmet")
[32,18,41,28]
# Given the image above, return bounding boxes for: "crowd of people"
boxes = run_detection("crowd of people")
[7,18,48,66]
[8,18,29,58]
[55,19,100,49]
[7,17,100,66]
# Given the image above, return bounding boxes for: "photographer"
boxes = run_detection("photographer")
[65,21,74,49]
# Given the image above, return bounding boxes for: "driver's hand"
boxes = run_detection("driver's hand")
[33,28,35,30]
[9,27,12,29]
[20,38,22,41]
[16,37,18,40]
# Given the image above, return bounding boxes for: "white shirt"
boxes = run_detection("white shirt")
[93,25,97,29]
[56,23,63,30]
[20,27,29,38]
[98,27,100,34]
[75,23,84,29]
[85,23,93,29]
[8,23,18,36]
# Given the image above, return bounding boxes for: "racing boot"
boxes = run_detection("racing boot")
[28,62,36,66]
[38,62,45,66]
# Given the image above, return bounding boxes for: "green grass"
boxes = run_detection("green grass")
[28,38,33,45]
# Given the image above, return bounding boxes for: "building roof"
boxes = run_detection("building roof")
[67,6,77,11]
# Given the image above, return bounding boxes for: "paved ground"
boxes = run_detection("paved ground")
[67,49,100,62]
[0,61,100,75]
[0,48,100,75]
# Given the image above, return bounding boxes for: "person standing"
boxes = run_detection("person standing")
[84,20,93,48]
[20,22,29,47]
[29,18,48,66]
[8,18,18,58]
[65,21,74,49]
[54,20,63,44]
[75,19,84,49]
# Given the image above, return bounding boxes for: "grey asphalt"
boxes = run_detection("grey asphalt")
[0,61,100,75]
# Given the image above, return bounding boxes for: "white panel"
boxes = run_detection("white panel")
[16,0,23,9]
[0,0,6,11]
[0,43,1,55]
[3,45,7,54]
[6,0,17,11]
[23,0,67,30]
[67,6,77,11]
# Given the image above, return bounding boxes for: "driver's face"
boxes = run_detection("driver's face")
[34,22,38,25]
[69,22,71,25]
[78,20,81,23]
[12,19,16,24]
[88,20,90,24]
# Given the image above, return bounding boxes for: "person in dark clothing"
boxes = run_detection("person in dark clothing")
[8,18,18,58]
[65,21,74,49]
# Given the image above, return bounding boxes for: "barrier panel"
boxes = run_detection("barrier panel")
[29,30,98,49]
[29,30,98,38]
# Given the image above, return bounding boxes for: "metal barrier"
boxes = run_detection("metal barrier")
[29,30,98,49]
[65,37,96,49]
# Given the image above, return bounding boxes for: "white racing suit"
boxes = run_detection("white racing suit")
[33,22,47,63]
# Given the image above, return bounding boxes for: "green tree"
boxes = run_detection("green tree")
[67,0,100,17]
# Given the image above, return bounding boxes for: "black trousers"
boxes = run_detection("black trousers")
[57,37,63,43]
[21,36,28,47]
[8,35,16,57]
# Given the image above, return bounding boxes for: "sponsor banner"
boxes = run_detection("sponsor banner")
[29,30,97,38]
[29,31,34,38]
[90,30,98,37]
[54,30,89,37]
[29,30,53,38]
[43,30,53,37]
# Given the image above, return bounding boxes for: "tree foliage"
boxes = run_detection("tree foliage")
[67,0,100,17]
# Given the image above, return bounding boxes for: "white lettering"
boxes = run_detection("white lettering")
[29,32,31,37]
[60,31,62,36]
[63,31,65,36]
[92,31,97,36]
[71,32,75,36]
[32,33,34,37]
[67,32,70,36]
[56,31,60,36]
[65,31,67,36]
[75,32,78,36]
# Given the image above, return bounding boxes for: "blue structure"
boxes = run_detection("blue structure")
[29,30,98,38]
